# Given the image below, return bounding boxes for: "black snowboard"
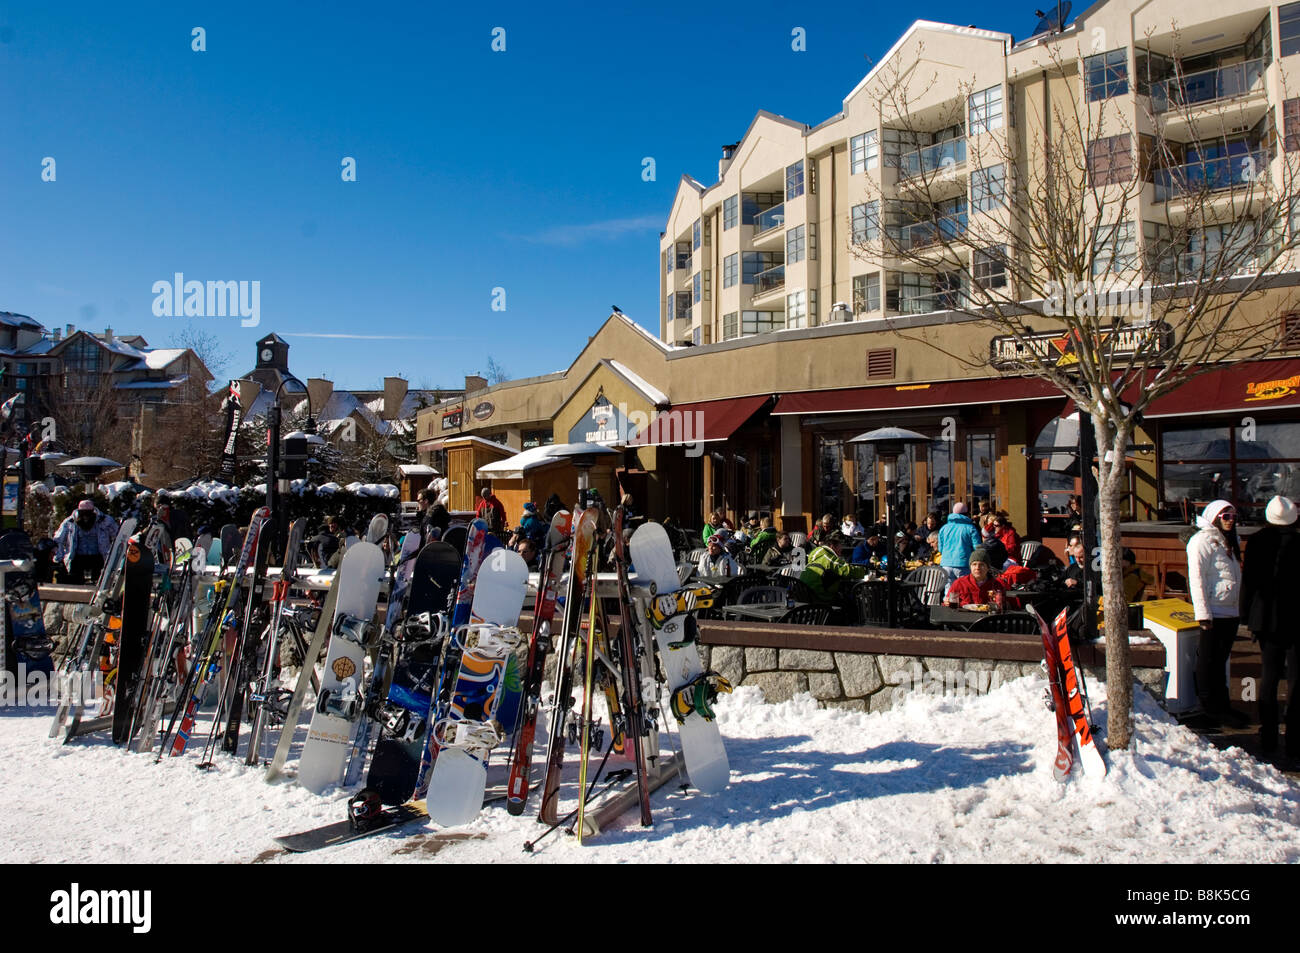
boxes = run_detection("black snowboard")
[362,542,461,805]
[442,525,467,557]
[273,802,429,853]
[111,541,154,745]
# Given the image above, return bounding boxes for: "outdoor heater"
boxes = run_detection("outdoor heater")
[848,427,930,627]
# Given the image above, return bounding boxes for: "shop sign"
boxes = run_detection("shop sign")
[989,324,1171,371]
[472,400,495,421]
[569,396,632,445]
[441,408,463,430]
[1245,374,1300,402]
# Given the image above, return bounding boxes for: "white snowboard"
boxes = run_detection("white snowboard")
[631,523,729,795]
[426,547,529,826]
[297,542,385,794]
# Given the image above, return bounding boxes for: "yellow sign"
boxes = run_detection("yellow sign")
[1245,374,1300,402]
[1141,598,1199,630]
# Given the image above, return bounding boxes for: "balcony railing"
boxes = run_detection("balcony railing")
[1151,58,1266,114]
[753,264,786,295]
[897,138,966,180]
[676,254,693,272]
[887,215,968,251]
[752,204,786,235]
[893,287,966,315]
[1153,149,1267,201]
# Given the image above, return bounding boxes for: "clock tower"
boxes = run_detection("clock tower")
[256,333,290,372]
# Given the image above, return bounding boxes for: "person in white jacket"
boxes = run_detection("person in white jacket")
[1186,499,1245,725]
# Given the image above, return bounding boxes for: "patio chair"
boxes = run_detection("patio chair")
[778,604,831,626]
[1019,540,1042,564]
[736,586,788,606]
[906,565,949,607]
[853,580,891,626]
[966,612,1039,635]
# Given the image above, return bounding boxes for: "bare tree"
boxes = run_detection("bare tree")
[486,356,510,385]
[853,39,1300,748]
[168,324,234,386]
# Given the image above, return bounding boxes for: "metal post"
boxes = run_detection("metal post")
[1077,410,1099,642]
[266,402,281,563]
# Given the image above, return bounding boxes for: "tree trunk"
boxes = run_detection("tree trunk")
[1094,413,1133,749]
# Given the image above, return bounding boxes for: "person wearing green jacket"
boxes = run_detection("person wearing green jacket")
[748,516,779,561]
[799,544,867,603]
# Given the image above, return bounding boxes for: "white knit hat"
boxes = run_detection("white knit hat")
[1266,495,1298,527]
[1196,499,1235,529]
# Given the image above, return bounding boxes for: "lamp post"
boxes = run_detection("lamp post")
[849,427,929,627]
[268,381,316,561]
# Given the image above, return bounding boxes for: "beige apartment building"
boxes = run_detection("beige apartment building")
[418,0,1300,594]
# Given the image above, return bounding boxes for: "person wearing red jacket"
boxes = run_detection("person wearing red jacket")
[476,487,507,535]
[945,549,1007,607]
[992,513,1020,557]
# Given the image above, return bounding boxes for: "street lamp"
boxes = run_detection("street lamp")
[268,381,316,561]
[848,427,929,627]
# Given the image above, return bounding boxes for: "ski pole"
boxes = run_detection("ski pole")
[523,761,627,855]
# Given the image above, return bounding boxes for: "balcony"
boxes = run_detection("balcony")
[752,264,786,297]
[897,138,967,181]
[752,204,786,237]
[886,215,968,251]
[1153,150,1267,202]
[1151,58,1266,114]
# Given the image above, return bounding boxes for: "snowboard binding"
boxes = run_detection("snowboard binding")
[347,789,385,833]
[646,588,715,630]
[432,717,503,763]
[316,676,362,719]
[669,671,733,723]
[333,613,379,647]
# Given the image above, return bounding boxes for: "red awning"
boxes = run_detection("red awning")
[771,377,1063,415]
[629,395,771,447]
[1145,359,1300,418]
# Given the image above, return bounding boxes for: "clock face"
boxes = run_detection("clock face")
[261,348,273,362]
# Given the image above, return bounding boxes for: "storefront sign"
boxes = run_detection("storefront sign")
[441,408,463,430]
[1245,374,1300,402]
[472,400,495,421]
[569,396,633,445]
[989,324,1171,371]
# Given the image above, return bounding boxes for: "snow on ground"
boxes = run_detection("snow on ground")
[4,675,1299,864]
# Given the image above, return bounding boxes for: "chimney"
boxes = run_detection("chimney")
[382,376,408,421]
[464,374,487,395]
[65,324,74,338]
[52,328,61,342]
[307,377,334,415]
[718,142,739,179]
[104,327,113,344]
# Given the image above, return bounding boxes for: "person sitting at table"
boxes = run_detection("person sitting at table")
[851,532,887,565]
[1063,535,1086,589]
[702,510,733,543]
[809,513,842,547]
[894,529,919,562]
[992,513,1020,555]
[944,549,1007,608]
[915,531,940,563]
[841,513,865,538]
[762,532,795,567]
[697,534,739,577]
[748,516,779,561]
[1121,548,1151,602]
[800,544,868,604]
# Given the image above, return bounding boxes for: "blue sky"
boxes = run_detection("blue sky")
[0,1,1036,389]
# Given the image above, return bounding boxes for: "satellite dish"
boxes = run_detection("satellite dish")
[1030,1,1071,37]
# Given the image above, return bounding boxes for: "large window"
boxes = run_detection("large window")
[974,246,1008,288]
[742,251,780,284]
[1282,2,1300,57]
[692,218,702,250]
[972,164,1006,212]
[817,436,847,522]
[851,130,879,173]
[1162,419,1300,522]
[1087,134,1133,187]
[851,201,880,243]
[968,86,1003,135]
[693,271,702,304]
[787,225,806,264]
[742,310,784,335]
[852,273,880,314]
[1085,48,1129,101]
[966,432,997,507]
[786,160,805,200]
[723,195,738,230]
[722,311,739,340]
[723,252,738,289]
[786,290,808,328]
[1091,221,1137,278]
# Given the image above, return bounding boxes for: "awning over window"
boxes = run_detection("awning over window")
[771,377,1062,415]
[1145,359,1300,418]
[628,395,771,447]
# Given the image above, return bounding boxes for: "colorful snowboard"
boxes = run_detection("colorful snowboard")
[1031,603,1106,779]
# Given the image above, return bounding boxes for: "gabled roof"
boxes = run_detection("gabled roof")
[841,19,1013,106]
[0,312,44,332]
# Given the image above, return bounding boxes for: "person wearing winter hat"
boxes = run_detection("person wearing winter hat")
[1241,495,1300,759]
[944,547,1007,607]
[53,498,120,584]
[938,501,982,585]
[1186,499,1246,726]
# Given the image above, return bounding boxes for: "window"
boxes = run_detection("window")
[741,192,781,226]
[673,292,691,321]
[851,201,879,243]
[1092,221,1137,277]
[693,271,702,304]
[971,164,1006,212]
[1162,420,1300,523]
[850,130,879,173]
[968,86,1003,134]
[808,222,817,260]
[742,310,784,334]
[787,225,806,264]
[723,311,739,340]
[693,219,701,250]
[742,251,780,283]
[665,250,673,275]
[974,246,1008,289]
[966,432,997,507]
[723,195,738,229]
[703,268,711,301]
[786,160,805,200]
[675,241,691,270]
[852,273,880,314]
[723,253,739,288]
[1087,134,1133,186]
[1145,220,1176,278]
[1283,2,1300,57]
[692,326,702,346]
[1285,98,1300,152]
[1085,48,1129,101]
[787,290,808,328]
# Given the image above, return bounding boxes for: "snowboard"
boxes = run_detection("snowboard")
[297,541,385,794]
[363,541,461,805]
[630,522,730,795]
[274,802,429,853]
[1,533,53,675]
[425,546,529,826]
[112,538,155,745]
[1031,603,1106,779]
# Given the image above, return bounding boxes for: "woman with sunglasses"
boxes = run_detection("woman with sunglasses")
[1186,499,1246,726]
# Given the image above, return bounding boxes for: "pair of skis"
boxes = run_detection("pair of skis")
[1031,604,1107,780]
